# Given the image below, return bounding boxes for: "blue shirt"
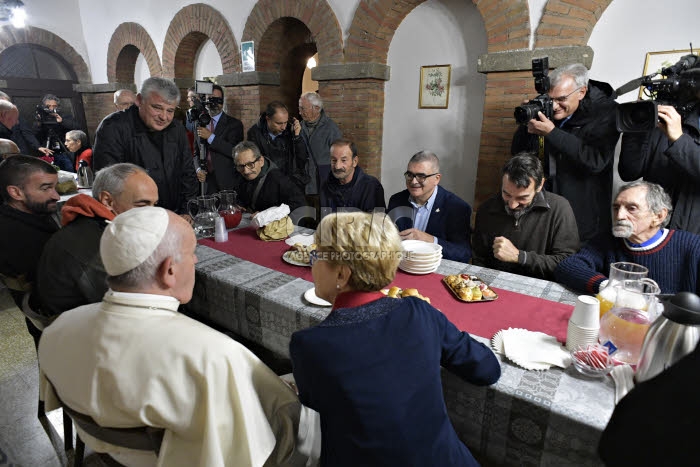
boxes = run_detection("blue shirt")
[206,112,222,144]
[410,186,439,243]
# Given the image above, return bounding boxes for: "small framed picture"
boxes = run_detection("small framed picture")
[419,65,451,109]
[241,41,255,72]
[638,49,693,99]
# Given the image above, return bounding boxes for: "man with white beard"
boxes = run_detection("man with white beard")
[554,180,700,295]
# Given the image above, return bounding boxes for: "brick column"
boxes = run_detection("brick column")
[74,83,136,143]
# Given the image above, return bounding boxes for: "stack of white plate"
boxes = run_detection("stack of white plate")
[398,240,442,274]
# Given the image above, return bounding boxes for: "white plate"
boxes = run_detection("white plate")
[285,234,315,247]
[282,250,310,267]
[304,288,332,307]
[398,263,439,275]
[401,239,443,255]
[491,330,505,355]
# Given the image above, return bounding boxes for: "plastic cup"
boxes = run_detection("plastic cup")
[214,216,228,243]
[566,321,600,351]
[569,295,601,329]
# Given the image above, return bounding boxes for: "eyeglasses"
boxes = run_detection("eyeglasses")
[404,171,439,183]
[551,86,583,104]
[235,156,261,171]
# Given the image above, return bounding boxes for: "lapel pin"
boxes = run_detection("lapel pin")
[435,208,440,213]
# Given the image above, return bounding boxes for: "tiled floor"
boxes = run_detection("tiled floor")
[0,287,106,467]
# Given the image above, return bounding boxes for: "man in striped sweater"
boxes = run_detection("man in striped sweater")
[554,180,700,295]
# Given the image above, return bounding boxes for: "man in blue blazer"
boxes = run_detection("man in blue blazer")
[387,151,472,263]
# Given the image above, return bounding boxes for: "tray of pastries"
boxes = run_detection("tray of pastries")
[282,242,317,267]
[443,274,498,302]
[380,286,431,304]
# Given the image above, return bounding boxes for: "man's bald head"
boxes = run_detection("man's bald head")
[0,139,20,159]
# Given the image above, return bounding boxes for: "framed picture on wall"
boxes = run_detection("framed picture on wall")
[241,41,255,72]
[419,65,451,109]
[638,49,694,99]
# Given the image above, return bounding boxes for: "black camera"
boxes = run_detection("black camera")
[514,57,554,125]
[186,80,225,128]
[35,105,60,125]
[617,54,700,132]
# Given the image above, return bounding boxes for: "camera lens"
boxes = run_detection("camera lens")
[514,103,541,125]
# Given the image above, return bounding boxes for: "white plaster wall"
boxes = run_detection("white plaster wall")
[382,0,487,207]
[195,40,224,81]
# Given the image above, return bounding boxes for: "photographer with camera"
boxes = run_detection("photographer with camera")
[187,84,243,194]
[512,62,619,245]
[247,101,309,192]
[0,91,51,158]
[34,94,79,171]
[618,59,700,234]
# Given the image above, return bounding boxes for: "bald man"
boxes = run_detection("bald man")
[0,138,20,159]
[114,89,136,111]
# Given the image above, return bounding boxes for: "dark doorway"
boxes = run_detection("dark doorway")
[0,44,87,136]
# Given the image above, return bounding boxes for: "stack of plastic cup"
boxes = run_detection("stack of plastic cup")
[214,216,228,243]
[566,295,601,351]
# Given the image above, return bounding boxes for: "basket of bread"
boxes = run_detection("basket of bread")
[282,242,317,266]
[443,274,498,302]
[381,286,431,303]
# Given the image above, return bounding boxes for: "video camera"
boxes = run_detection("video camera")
[616,53,700,132]
[514,57,554,125]
[186,80,224,127]
[35,104,60,125]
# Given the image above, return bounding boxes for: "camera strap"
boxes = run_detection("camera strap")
[537,135,545,161]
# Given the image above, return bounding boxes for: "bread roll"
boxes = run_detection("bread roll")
[401,288,419,297]
[388,286,401,298]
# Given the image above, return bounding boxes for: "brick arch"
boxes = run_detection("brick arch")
[162,3,238,77]
[0,25,91,83]
[346,0,530,63]
[534,0,614,48]
[106,22,162,82]
[241,0,343,65]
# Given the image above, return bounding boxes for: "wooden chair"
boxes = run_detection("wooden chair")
[61,403,164,467]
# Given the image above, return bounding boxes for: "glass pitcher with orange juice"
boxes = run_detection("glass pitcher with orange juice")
[596,262,649,318]
[599,278,661,365]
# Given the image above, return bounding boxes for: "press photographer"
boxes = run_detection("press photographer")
[511,61,619,244]
[187,82,243,194]
[34,94,79,171]
[618,53,700,234]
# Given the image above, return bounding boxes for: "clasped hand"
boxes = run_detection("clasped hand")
[492,236,520,263]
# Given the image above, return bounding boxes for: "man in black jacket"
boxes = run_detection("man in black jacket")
[36,163,158,319]
[320,138,385,213]
[0,155,60,345]
[512,63,619,244]
[192,84,244,194]
[247,101,308,192]
[93,77,198,217]
[231,141,306,214]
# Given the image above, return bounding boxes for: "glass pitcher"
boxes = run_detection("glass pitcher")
[187,195,220,239]
[217,190,242,229]
[599,278,661,365]
[596,262,649,318]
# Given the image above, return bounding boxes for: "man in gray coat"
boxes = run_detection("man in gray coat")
[299,92,341,195]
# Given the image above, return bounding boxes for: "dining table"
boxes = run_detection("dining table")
[186,216,615,467]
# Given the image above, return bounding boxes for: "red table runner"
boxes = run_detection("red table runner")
[200,227,573,342]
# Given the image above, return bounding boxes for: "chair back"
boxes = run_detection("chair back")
[61,403,165,455]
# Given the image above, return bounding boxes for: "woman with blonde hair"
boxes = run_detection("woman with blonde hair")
[290,211,500,466]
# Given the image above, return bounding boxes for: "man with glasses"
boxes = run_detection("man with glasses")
[554,181,700,295]
[512,63,619,245]
[387,151,472,263]
[231,141,306,213]
[93,77,198,218]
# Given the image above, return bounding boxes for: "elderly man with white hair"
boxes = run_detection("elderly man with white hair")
[554,180,700,295]
[39,206,312,466]
[299,91,341,195]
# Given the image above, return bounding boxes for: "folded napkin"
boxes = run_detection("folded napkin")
[494,328,571,371]
[252,204,291,228]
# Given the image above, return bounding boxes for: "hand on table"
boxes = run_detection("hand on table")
[493,236,520,263]
[399,228,434,243]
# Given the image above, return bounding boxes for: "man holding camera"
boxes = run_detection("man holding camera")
[247,101,309,192]
[33,94,79,170]
[511,63,619,245]
[93,77,198,217]
[190,84,244,194]
[618,93,700,234]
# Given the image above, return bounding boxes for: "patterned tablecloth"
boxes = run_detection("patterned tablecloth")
[187,232,614,467]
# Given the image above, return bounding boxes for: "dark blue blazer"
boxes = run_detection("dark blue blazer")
[387,186,472,263]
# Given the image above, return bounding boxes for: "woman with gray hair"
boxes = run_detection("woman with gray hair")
[64,129,92,171]
[290,211,500,467]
